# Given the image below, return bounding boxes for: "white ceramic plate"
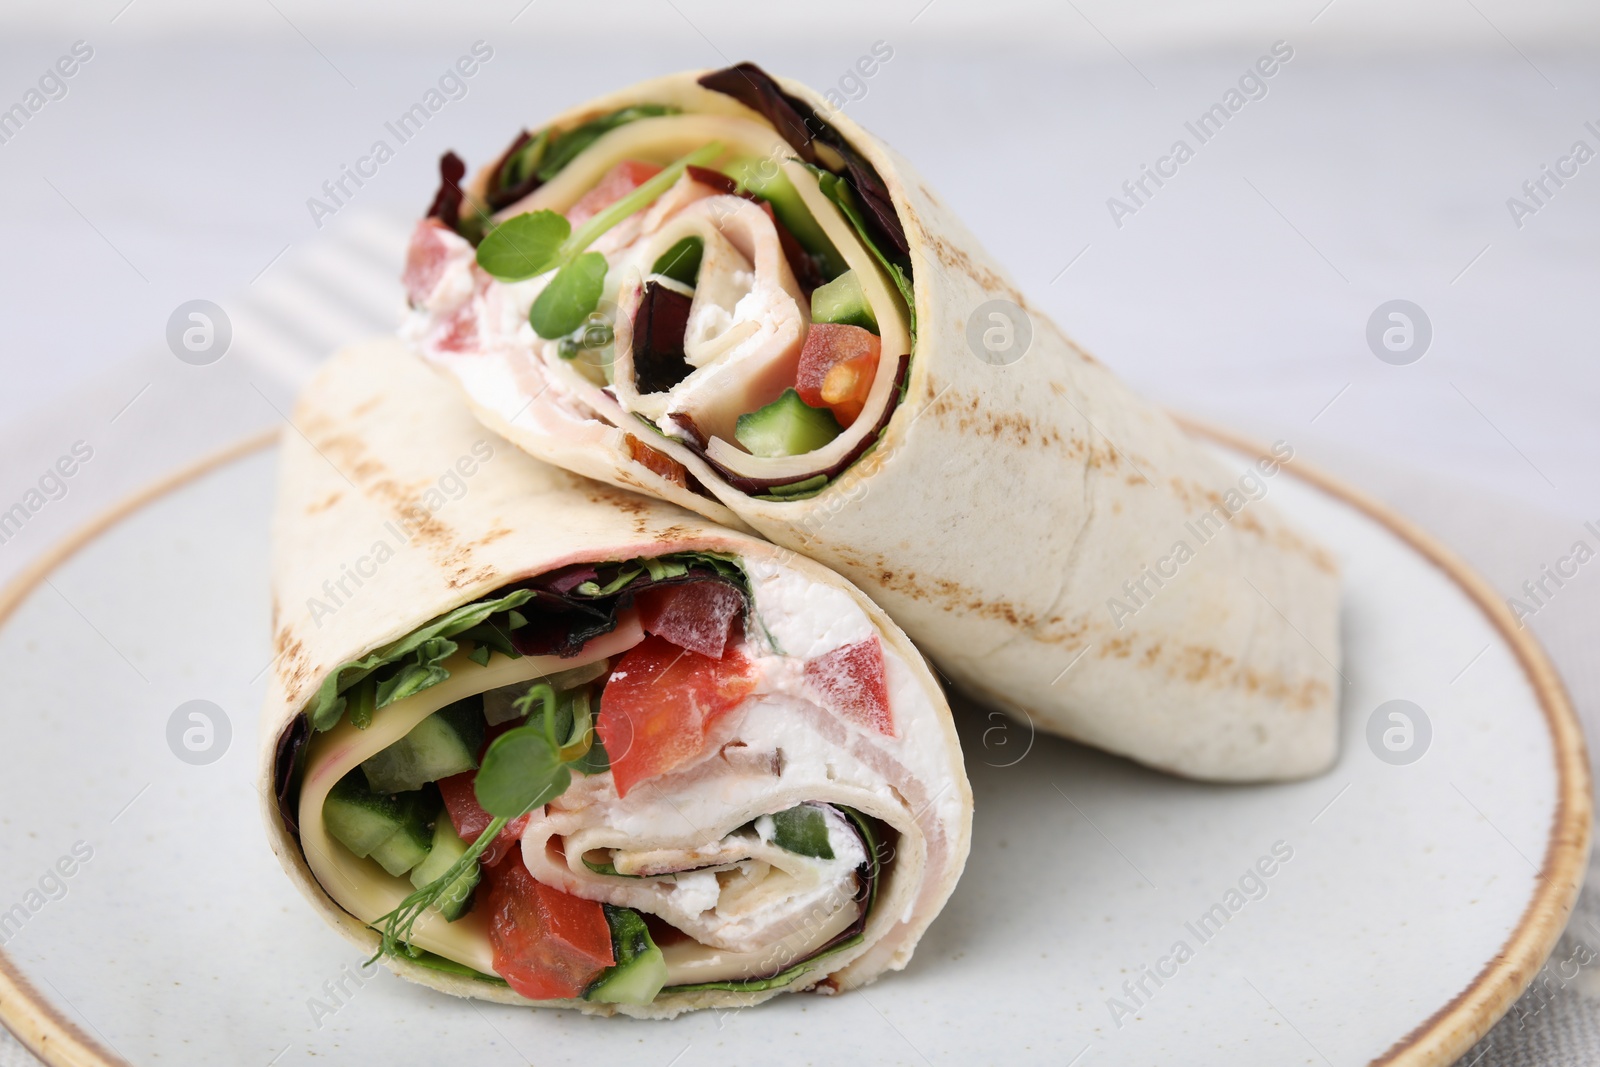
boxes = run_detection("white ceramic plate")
[0,428,1587,1067]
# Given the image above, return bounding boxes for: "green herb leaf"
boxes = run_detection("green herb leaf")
[475,210,570,282]
[651,236,703,286]
[474,725,572,818]
[529,251,609,339]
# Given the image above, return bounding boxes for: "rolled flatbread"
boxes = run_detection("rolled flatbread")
[400,63,1342,781]
[260,337,972,1017]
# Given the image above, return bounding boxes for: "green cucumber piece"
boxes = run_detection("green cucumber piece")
[735,390,842,459]
[770,805,834,859]
[360,696,485,794]
[810,270,878,333]
[366,790,436,877]
[651,236,703,287]
[728,157,849,279]
[323,770,413,859]
[409,816,481,922]
[585,906,668,1004]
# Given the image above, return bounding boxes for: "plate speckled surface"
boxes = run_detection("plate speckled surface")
[0,426,1588,1067]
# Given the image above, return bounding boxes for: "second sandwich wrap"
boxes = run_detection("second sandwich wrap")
[401,63,1342,781]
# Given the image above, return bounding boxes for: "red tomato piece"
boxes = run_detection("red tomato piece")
[565,160,664,227]
[597,635,759,797]
[486,863,614,1000]
[796,324,880,427]
[633,580,745,659]
[437,772,526,868]
[805,637,895,737]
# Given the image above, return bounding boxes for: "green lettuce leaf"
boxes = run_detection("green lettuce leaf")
[308,588,537,732]
[809,165,916,340]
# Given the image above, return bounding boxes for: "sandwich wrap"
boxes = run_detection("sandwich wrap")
[401,64,1342,780]
[260,338,972,1017]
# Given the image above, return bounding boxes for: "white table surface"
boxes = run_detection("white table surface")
[1,8,1597,1064]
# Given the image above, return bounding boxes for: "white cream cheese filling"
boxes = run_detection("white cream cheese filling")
[294,557,944,991]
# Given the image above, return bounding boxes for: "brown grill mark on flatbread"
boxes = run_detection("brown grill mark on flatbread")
[918,389,1069,451]
[449,564,499,590]
[926,235,1021,301]
[1101,636,1134,659]
[651,524,701,546]
[304,403,491,590]
[306,490,342,515]
[351,396,382,417]
[869,562,1038,628]
[1084,445,1123,471]
[1163,474,1338,573]
[583,482,652,515]
[1089,634,1334,711]
[272,628,312,702]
